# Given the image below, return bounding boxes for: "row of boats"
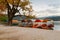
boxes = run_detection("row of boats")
[18,19,54,30]
[32,19,54,30]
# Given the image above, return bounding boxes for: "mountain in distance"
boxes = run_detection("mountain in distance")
[38,16,60,21]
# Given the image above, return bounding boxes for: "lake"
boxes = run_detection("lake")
[54,21,60,30]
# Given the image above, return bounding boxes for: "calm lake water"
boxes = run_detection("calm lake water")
[54,21,60,30]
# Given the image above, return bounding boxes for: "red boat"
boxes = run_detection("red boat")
[32,19,54,30]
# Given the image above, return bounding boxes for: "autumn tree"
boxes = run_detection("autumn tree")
[0,0,31,25]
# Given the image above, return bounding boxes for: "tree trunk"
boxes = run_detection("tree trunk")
[8,17,12,25]
[7,10,13,25]
[5,0,18,25]
[8,12,15,25]
[7,10,16,25]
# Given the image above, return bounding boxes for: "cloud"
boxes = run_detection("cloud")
[31,0,60,17]
[33,6,60,17]
[44,9,60,14]
[35,11,60,17]
[32,4,54,11]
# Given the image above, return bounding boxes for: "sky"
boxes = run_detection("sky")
[30,0,60,17]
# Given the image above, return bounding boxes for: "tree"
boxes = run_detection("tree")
[0,0,31,25]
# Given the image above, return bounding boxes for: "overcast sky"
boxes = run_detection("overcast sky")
[30,0,60,17]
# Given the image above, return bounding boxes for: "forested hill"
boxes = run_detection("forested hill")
[39,16,60,21]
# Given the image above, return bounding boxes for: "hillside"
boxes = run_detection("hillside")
[39,16,60,21]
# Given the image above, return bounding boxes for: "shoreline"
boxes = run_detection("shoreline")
[0,27,60,40]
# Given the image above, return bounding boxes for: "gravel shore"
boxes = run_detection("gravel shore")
[0,25,60,40]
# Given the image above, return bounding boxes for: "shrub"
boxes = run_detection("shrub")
[0,14,8,22]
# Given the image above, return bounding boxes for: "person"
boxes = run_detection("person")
[43,19,48,22]
[41,24,48,29]
[21,19,28,27]
[27,19,33,27]
[32,19,42,28]
[48,24,54,30]
[41,19,48,29]
[18,21,22,27]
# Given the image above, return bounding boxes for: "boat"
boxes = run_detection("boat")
[32,19,54,30]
